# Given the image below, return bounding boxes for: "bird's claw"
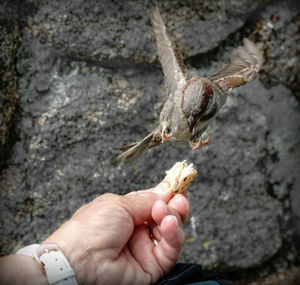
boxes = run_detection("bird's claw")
[161,129,175,144]
[190,137,211,150]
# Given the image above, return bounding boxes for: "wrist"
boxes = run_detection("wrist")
[44,238,97,285]
[43,221,99,285]
[0,254,48,285]
[17,243,78,285]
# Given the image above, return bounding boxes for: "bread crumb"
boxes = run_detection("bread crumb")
[163,160,197,195]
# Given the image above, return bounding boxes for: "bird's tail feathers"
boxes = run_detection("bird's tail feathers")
[117,132,157,163]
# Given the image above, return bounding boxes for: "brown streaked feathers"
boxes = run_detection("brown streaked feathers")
[210,38,264,92]
[151,7,191,96]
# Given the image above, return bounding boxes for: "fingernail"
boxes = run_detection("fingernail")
[171,193,183,204]
[152,181,170,194]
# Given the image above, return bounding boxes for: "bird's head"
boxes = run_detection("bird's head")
[181,78,214,135]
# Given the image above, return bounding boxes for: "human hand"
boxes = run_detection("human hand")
[44,182,189,285]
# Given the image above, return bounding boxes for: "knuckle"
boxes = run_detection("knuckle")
[94,193,120,204]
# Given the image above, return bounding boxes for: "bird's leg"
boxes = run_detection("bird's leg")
[161,128,175,144]
[189,136,211,150]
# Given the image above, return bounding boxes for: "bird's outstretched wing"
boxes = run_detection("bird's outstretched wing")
[210,38,264,93]
[151,7,191,96]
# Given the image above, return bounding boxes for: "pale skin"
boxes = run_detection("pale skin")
[0,182,189,285]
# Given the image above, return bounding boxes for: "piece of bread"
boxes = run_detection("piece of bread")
[163,160,197,195]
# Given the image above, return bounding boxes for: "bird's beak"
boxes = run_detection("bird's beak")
[187,115,197,135]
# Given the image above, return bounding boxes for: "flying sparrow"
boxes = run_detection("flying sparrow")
[117,7,263,163]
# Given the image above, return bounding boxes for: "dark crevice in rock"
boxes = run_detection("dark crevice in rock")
[63,54,161,74]
[184,5,262,69]
[0,0,39,171]
[230,235,300,284]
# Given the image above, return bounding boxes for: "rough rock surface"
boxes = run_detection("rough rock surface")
[0,1,22,169]
[0,0,300,281]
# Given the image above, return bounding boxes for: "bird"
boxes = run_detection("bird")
[117,7,263,163]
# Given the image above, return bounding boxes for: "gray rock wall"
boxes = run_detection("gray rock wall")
[0,0,22,168]
[1,0,299,281]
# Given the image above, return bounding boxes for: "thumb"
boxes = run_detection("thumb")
[123,182,172,225]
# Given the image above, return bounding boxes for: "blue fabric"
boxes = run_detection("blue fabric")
[187,281,219,285]
[155,263,234,285]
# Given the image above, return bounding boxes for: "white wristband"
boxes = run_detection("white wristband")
[17,243,78,285]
